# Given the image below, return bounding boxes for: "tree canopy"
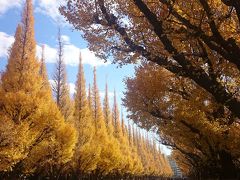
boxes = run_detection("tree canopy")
[60,0,240,120]
[60,0,240,178]
[0,1,173,179]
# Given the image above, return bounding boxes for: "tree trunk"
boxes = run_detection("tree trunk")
[219,150,237,179]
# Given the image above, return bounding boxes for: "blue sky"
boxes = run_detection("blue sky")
[0,0,170,155]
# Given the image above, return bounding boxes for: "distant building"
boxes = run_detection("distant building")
[168,156,183,178]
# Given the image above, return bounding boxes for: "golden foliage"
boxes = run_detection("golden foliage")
[0,0,174,178]
[124,62,240,177]
[0,0,76,176]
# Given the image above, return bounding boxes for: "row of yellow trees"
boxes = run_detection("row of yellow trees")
[60,0,240,178]
[0,0,172,179]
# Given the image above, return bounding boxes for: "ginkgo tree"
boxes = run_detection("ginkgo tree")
[112,90,134,175]
[0,0,174,179]
[52,29,73,122]
[60,0,240,178]
[60,0,240,119]
[70,53,98,176]
[123,62,240,178]
[102,83,124,175]
[0,0,76,178]
[91,67,122,176]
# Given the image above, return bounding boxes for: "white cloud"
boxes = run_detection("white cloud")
[63,44,109,67]
[69,83,76,95]
[36,43,57,63]
[36,0,66,24]
[37,42,108,67]
[0,31,108,67]
[0,32,14,58]
[61,35,70,43]
[0,0,65,25]
[0,0,22,15]
[37,35,109,67]
[49,80,75,96]
[48,79,54,87]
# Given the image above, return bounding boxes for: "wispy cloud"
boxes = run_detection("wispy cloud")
[49,80,75,96]
[0,0,22,15]
[68,83,76,95]
[35,0,66,25]
[37,35,109,67]
[36,43,56,63]
[0,31,109,67]
[0,32,15,58]
[0,0,67,25]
